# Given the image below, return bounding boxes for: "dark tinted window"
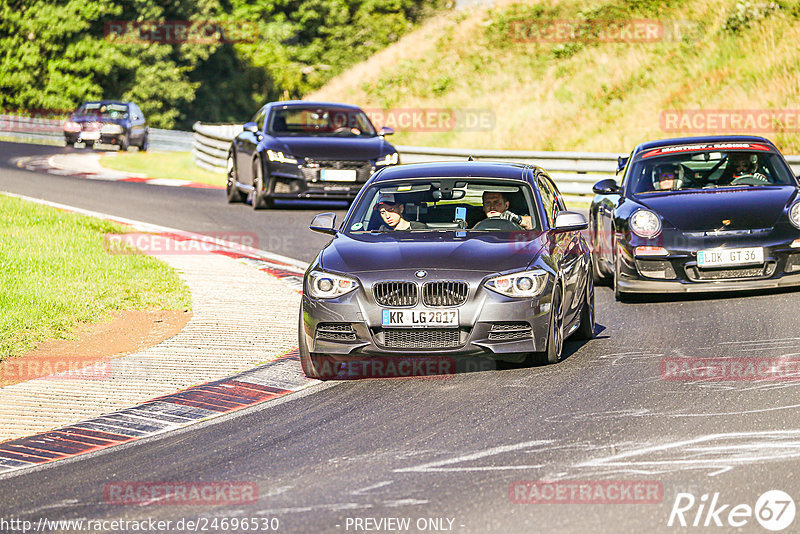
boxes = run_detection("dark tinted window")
[268,107,377,137]
[629,150,796,194]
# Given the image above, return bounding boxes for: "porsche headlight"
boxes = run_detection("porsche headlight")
[100,123,124,134]
[375,152,399,166]
[63,121,81,133]
[486,269,549,298]
[267,150,298,164]
[308,271,359,299]
[790,201,800,229]
[630,209,662,238]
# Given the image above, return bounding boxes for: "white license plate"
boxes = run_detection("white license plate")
[697,247,764,268]
[382,309,459,328]
[80,131,100,140]
[320,169,356,182]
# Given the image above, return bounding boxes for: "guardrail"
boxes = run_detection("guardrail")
[0,114,193,152]
[192,122,626,198]
[194,121,800,198]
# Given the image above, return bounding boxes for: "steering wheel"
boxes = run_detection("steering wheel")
[730,174,768,186]
[331,126,359,136]
[471,217,523,231]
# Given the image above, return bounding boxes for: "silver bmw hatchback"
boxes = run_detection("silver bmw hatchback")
[299,162,594,379]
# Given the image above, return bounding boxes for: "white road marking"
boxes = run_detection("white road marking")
[395,440,551,473]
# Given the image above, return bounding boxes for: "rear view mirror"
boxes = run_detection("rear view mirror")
[378,127,394,136]
[310,212,337,235]
[593,178,620,195]
[243,122,259,134]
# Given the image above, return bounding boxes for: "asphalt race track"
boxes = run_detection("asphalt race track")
[3,141,800,533]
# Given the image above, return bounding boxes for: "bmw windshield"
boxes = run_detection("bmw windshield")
[344,179,540,234]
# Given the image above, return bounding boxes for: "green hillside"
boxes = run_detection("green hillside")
[307,0,800,153]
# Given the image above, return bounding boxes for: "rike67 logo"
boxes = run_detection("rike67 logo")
[668,490,796,531]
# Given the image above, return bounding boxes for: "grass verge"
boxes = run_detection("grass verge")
[100,150,225,186]
[0,194,192,359]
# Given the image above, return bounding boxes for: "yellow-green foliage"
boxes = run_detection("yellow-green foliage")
[307,0,800,153]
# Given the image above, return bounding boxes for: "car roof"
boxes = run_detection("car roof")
[80,100,130,106]
[632,135,778,156]
[266,100,363,111]
[370,161,538,183]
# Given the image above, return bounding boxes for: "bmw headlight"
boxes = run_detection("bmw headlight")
[790,201,800,229]
[375,152,399,166]
[267,150,298,164]
[308,271,359,299]
[630,209,662,238]
[486,269,549,298]
[100,123,124,134]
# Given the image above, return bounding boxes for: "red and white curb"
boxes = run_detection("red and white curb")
[0,349,311,474]
[0,192,311,474]
[14,154,224,190]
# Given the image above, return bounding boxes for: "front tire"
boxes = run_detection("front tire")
[119,134,130,152]
[298,312,327,380]
[251,158,273,210]
[139,132,149,152]
[226,153,247,203]
[572,276,595,340]
[543,286,564,364]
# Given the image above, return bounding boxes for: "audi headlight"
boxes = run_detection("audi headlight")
[486,269,549,298]
[375,152,399,166]
[267,150,298,164]
[630,209,662,238]
[790,201,800,229]
[100,123,124,134]
[308,271,359,299]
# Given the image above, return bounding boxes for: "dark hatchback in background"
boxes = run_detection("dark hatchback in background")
[299,162,594,379]
[590,135,800,299]
[226,101,399,209]
[63,100,148,151]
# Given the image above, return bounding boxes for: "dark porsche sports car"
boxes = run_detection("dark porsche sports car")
[590,135,800,299]
[226,101,399,209]
[63,100,148,151]
[299,161,595,379]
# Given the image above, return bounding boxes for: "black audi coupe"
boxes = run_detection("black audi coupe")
[590,135,800,299]
[299,161,595,379]
[226,101,399,208]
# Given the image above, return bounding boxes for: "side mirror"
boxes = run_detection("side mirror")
[310,212,337,235]
[378,126,394,136]
[553,211,588,233]
[593,178,620,195]
[243,122,259,134]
